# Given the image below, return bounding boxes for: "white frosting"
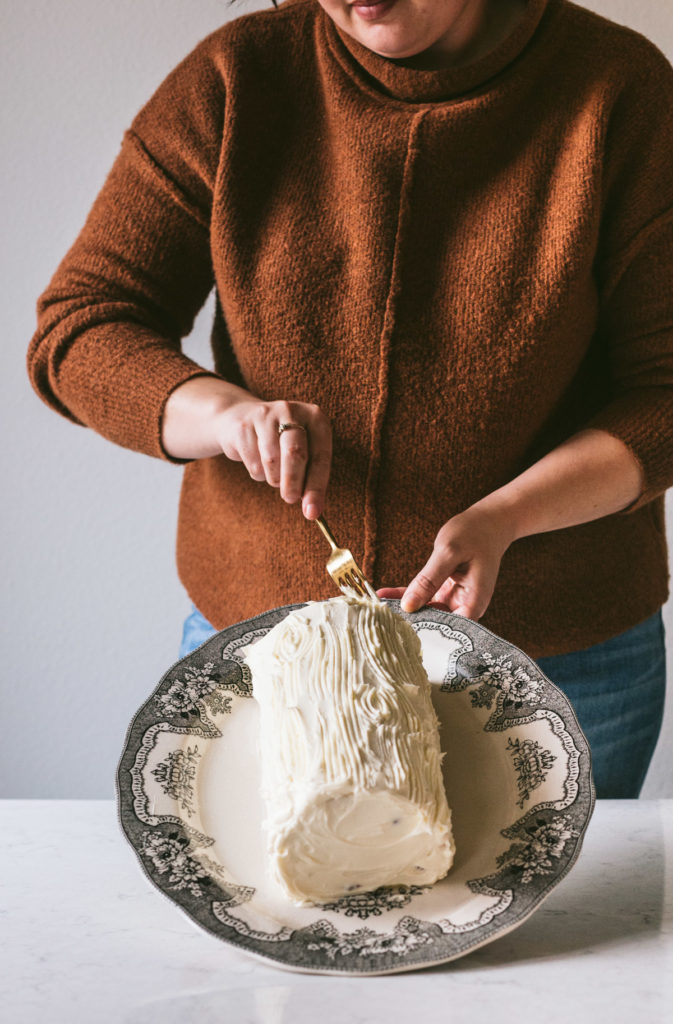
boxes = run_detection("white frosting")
[245,597,454,905]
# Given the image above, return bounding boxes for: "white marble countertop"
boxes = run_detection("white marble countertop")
[1,799,671,1024]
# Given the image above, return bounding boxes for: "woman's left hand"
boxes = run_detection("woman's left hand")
[378,428,646,619]
[377,505,516,619]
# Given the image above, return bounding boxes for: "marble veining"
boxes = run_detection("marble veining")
[0,800,671,1023]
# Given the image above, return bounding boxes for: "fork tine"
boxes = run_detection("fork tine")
[314,514,379,602]
[340,567,376,600]
[348,572,365,597]
[349,567,377,600]
[338,571,357,596]
[345,566,372,600]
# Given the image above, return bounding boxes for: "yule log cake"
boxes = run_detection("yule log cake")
[244,596,455,905]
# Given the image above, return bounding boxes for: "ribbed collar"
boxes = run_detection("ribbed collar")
[323,0,554,104]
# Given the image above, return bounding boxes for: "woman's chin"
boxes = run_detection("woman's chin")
[342,0,432,59]
[348,23,433,60]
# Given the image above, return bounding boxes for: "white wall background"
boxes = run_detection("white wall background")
[2,0,673,799]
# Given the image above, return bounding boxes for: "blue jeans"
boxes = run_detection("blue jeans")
[536,611,666,799]
[179,606,666,799]
[179,605,219,659]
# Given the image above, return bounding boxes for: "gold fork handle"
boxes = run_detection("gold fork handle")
[315,514,339,552]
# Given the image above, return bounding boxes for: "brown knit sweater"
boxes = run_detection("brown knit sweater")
[28,0,673,656]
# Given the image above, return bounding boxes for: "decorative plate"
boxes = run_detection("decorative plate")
[116,601,595,975]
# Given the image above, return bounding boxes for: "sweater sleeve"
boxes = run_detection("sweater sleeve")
[27,32,227,461]
[586,36,673,510]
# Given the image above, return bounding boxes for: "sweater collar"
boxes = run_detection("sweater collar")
[323,0,552,104]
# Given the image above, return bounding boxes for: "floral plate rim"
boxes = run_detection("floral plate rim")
[116,600,595,975]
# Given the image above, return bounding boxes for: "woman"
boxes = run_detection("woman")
[28,0,673,796]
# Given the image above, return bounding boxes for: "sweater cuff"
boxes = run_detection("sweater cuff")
[585,387,673,512]
[157,371,224,464]
[51,321,222,462]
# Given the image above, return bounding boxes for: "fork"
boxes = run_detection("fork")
[314,515,379,601]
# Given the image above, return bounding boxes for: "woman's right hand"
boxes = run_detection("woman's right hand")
[161,376,332,519]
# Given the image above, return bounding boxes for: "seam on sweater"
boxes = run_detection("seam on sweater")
[601,203,673,302]
[363,110,428,583]
[125,130,211,231]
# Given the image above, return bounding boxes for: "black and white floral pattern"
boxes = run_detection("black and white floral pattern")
[154,663,231,718]
[496,814,581,884]
[319,885,431,920]
[470,652,543,712]
[151,745,201,817]
[304,916,441,960]
[507,737,556,808]
[140,830,213,899]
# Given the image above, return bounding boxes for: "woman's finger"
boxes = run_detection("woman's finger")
[377,586,452,612]
[435,561,495,620]
[436,579,472,617]
[376,587,406,599]
[278,422,309,503]
[400,547,459,613]
[302,407,332,519]
[255,408,283,488]
[235,420,266,481]
[431,577,462,608]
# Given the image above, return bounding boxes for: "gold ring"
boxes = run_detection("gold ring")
[278,422,306,435]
